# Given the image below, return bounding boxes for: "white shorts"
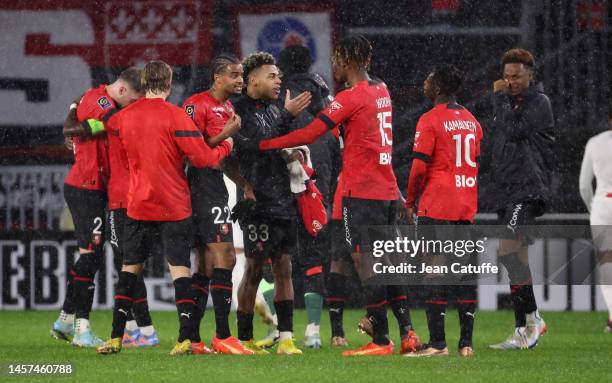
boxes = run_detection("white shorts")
[590,197,612,251]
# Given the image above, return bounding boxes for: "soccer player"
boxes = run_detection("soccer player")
[231,51,311,355]
[579,106,612,332]
[51,68,142,347]
[327,153,421,354]
[254,35,403,356]
[96,61,233,355]
[404,65,483,357]
[62,70,160,349]
[181,54,254,355]
[275,45,339,349]
[489,48,552,350]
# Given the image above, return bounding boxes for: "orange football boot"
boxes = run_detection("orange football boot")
[343,341,394,356]
[212,336,255,355]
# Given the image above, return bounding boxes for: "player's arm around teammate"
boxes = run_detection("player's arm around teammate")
[52,69,141,348]
[231,52,311,355]
[96,61,232,356]
[256,36,405,357]
[181,55,255,354]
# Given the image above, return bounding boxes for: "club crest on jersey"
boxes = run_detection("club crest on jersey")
[185,104,195,119]
[329,100,343,113]
[97,96,112,110]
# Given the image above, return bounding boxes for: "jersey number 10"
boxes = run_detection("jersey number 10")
[452,134,477,168]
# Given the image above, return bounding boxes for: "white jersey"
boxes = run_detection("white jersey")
[579,130,612,212]
[580,131,612,249]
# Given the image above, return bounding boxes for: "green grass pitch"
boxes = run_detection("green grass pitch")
[1,310,611,382]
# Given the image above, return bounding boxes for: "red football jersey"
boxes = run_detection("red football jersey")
[320,80,397,200]
[182,91,234,139]
[331,173,344,220]
[106,98,232,221]
[106,128,129,210]
[64,85,113,191]
[407,102,483,222]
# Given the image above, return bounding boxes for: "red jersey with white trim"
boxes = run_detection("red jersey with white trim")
[320,80,397,200]
[106,98,232,221]
[183,90,234,138]
[409,102,483,221]
[64,85,113,191]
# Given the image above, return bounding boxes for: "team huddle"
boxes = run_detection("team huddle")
[51,35,555,357]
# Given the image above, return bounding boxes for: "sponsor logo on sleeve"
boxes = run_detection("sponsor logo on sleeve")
[185,104,195,119]
[97,96,112,110]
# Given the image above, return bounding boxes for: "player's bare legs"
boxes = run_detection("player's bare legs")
[205,243,236,271]
[235,256,269,353]
[238,256,266,314]
[598,251,612,332]
[271,253,293,301]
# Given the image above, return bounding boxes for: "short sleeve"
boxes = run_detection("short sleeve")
[319,89,359,127]
[184,101,208,134]
[77,92,117,122]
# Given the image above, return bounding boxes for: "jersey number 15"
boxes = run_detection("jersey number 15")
[377,112,392,147]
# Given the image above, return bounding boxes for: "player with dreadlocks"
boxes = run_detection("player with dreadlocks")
[181,54,255,355]
[250,35,409,356]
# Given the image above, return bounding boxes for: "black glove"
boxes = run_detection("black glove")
[231,199,257,224]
